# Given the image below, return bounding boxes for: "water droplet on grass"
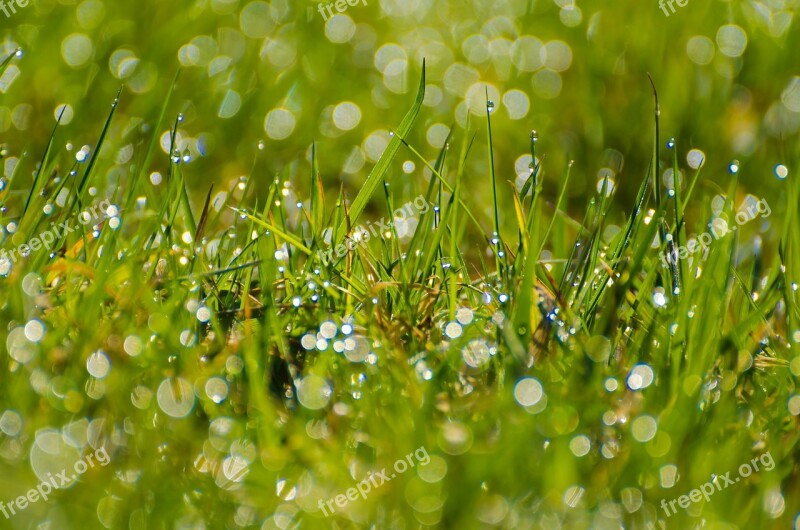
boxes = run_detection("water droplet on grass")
[87,351,111,379]
[444,322,462,339]
[0,257,12,277]
[463,340,490,368]
[196,306,211,323]
[652,287,667,308]
[24,319,45,342]
[297,375,331,410]
[0,410,23,436]
[157,377,195,418]
[205,377,229,404]
[631,415,658,442]
[30,429,82,485]
[627,364,655,390]
[319,321,337,339]
[569,435,591,456]
[514,377,544,407]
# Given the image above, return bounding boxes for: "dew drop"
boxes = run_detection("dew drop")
[296,375,332,410]
[157,377,195,418]
[205,377,229,404]
[444,322,463,339]
[514,377,544,407]
[686,149,705,169]
[86,350,111,379]
[652,288,668,308]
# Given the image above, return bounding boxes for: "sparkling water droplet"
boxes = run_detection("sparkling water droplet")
[530,130,538,142]
[652,288,667,308]
[14,48,23,58]
[487,100,495,111]
[774,164,788,180]
[686,148,705,169]
[0,257,12,277]
[514,377,544,407]
[728,160,740,174]
[666,138,675,149]
[177,113,184,122]
[157,377,195,418]
[205,377,229,404]
[444,322,462,339]
[296,375,331,410]
[86,350,111,379]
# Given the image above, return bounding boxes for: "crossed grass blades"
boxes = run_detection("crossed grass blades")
[1,51,798,528]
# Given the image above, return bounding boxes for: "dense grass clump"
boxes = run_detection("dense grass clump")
[0,50,798,528]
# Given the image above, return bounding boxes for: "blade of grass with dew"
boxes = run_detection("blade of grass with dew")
[0,49,18,78]
[334,61,425,237]
[73,86,123,208]
[407,127,452,277]
[310,140,325,239]
[513,131,545,345]
[21,106,66,219]
[125,69,180,213]
[671,140,686,296]
[485,90,502,282]
[397,132,487,239]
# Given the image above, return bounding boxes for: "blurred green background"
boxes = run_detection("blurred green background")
[2,0,798,212]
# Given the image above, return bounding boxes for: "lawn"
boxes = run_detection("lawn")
[0,0,799,529]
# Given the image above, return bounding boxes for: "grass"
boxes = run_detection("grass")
[0,49,798,529]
